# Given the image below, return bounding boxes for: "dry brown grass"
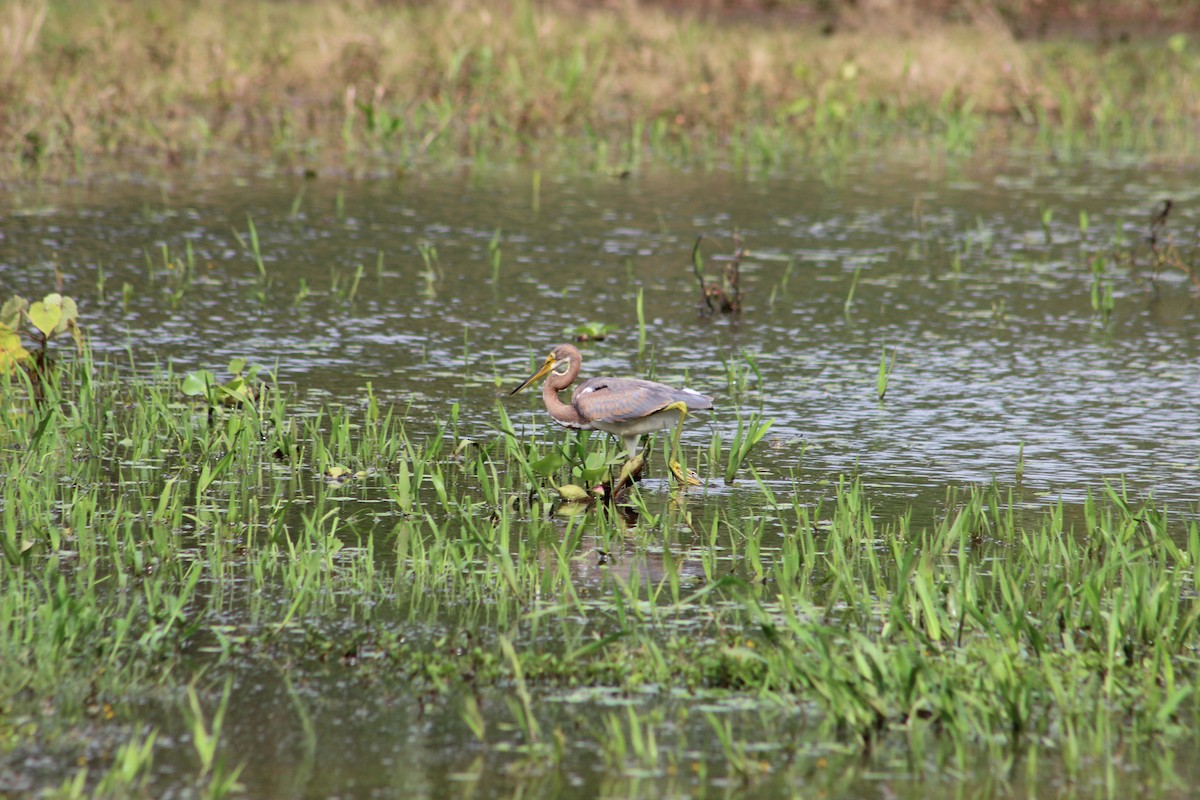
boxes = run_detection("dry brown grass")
[0,0,1196,176]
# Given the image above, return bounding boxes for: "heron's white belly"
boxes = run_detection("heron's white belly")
[591,409,682,438]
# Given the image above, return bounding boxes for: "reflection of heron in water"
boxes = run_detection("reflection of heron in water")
[566,534,711,594]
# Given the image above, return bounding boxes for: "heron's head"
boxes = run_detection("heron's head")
[510,344,579,395]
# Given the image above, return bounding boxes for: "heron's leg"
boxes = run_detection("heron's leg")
[616,452,644,487]
[662,401,702,486]
[613,433,646,484]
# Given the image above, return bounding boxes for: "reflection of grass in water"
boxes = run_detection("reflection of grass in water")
[2,354,1199,796]
[4,2,1200,176]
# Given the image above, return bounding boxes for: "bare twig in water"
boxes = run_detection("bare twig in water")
[1145,198,1200,292]
[692,232,744,314]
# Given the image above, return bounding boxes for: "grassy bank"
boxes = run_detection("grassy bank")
[2,0,1200,179]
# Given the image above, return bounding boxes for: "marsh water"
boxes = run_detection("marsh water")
[3,152,1200,798]
[9,160,1200,500]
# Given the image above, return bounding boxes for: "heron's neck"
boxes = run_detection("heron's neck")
[543,382,585,428]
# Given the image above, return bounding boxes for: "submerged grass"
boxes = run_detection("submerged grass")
[2,349,1200,796]
[4,1,1200,179]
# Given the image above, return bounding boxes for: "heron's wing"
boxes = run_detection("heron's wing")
[572,378,712,425]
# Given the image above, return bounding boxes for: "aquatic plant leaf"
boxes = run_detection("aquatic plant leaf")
[556,483,590,502]
[0,342,30,367]
[218,377,254,405]
[531,450,565,476]
[576,450,611,485]
[56,296,78,333]
[745,418,773,447]
[555,500,590,517]
[27,301,61,337]
[181,370,217,397]
[0,329,30,372]
[0,296,27,329]
[0,327,20,351]
[68,320,85,353]
[616,453,644,484]
[1,526,31,564]
[228,357,246,375]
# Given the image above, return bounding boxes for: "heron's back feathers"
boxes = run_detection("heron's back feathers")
[572,378,713,425]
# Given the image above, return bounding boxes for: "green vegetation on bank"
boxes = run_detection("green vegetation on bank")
[2,341,1199,795]
[2,0,1199,178]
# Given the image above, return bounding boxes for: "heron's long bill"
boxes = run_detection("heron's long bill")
[510,354,556,395]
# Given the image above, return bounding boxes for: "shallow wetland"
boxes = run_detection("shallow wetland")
[2,151,1200,798]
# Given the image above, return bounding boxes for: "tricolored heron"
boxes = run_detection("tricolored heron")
[510,343,713,483]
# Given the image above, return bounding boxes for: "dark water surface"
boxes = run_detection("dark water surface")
[3,153,1199,798]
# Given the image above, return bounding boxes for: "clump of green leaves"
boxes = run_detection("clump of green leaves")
[0,293,85,402]
[182,358,270,408]
[528,431,618,488]
[723,412,773,483]
[571,321,614,342]
[1,292,85,371]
